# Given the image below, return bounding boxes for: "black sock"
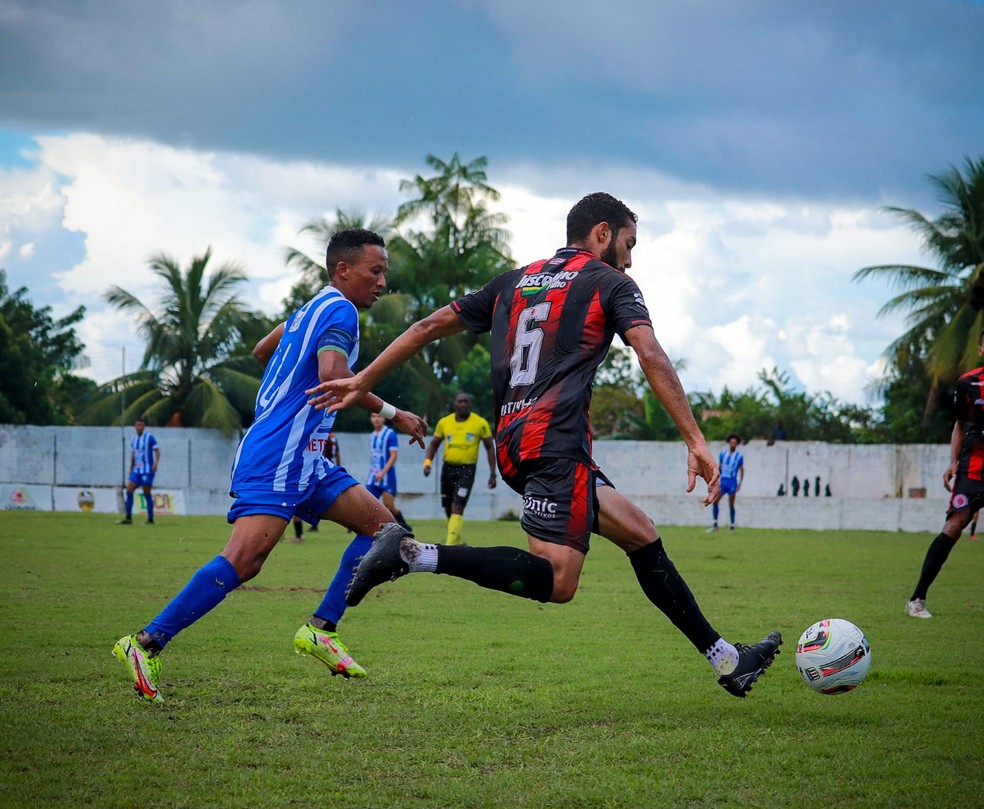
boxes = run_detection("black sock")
[394,511,411,530]
[628,539,719,653]
[436,545,554,603]
[911,532,958,601]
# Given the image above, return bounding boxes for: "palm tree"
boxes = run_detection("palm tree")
[386,154,513,419]
[82,248,260,430]
[854,155,984,420]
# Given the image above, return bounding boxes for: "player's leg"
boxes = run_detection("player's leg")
[142,484,154,523]
[708,489,721,531]
[440,465,454,521]
[291,516,304,540]
[446,465,475,546]
[293,474,392,678]
[907,493,976,617]
[347,460,591,607]
[596,483,781,697]
[120,479,137,523]
[380,489,411,532]
[114,512,287,701]
[728,492,737,530]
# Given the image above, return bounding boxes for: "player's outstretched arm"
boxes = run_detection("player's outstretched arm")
[624,324,720,505]
[307,305,466,412]
[318,348,428,447]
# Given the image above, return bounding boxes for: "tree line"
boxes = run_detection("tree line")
[2,153,981,444]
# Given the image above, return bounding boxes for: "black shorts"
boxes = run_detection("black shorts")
[504,457,612,554]
[440,463,477,515]
[946,476,984,519]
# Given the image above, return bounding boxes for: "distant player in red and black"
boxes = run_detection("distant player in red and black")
[906,328,984,619]
[312,192,783,697]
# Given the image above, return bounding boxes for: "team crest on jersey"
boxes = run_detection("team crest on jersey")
[518,270,578,296]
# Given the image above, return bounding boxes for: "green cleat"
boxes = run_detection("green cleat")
[293,623,367,679]
[113,634,164,703]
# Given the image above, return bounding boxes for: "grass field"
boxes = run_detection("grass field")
[0,511,981,808]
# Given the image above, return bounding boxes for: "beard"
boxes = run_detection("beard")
[601,236,618,269]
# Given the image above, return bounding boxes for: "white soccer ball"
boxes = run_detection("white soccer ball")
[795,618,871,694]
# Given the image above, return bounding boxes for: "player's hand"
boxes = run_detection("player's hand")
[392,409,427,449]
[687,442,720,506]
[943,463,958,492]
[423,464,432,477]
[306,375,367,412]
[488,474,497,489]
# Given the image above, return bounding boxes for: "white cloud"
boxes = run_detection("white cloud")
[9,133,927,406]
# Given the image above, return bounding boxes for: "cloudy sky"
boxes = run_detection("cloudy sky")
[1,0,982,407]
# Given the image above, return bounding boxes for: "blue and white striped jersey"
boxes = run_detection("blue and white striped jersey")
[230,286,359,495]
[367,426,398,490]
[131,432,158,473]
[718,449,744,480]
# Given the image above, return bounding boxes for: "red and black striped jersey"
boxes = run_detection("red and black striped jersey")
[451,247,652,472]
[954,364,984,481]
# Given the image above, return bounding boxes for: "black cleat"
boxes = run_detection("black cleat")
[345,523,413,607]
[718,631,783,698]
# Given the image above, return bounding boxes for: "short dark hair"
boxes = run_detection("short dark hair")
[325,228,385,278]
[727,433,742,444]
[566,192,637,244]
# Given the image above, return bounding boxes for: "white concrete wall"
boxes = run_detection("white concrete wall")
[0,426,951,532]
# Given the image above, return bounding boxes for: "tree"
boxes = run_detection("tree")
[691,367,881,443]
[383,153,514,421]
[281,210,394,315]
[854,155,984,423]
[0,269,95,424]
[83,249,261,430]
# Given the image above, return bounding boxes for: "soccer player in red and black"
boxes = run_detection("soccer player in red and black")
[312,192,782,697]
[906,327,984,618]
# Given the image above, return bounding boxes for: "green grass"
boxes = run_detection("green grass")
[0,511,981,808]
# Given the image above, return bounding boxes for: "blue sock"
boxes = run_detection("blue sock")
[146,495,154,521]
[125,490,134,519]
[729,505,736,526]
[712,502,719,523]
[313,534,373,627]
[143,556,241,649]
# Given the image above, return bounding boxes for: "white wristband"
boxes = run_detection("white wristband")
[378,401,397,420]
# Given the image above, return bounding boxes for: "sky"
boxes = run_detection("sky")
[1,0,982,407]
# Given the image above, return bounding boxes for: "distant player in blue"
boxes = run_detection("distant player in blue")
[118,416,160,525]
[113,229,427,703]
[709,434,744,532]
[366,412,411,531]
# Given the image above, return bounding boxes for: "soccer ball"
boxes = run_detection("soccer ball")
[795,618,871,694]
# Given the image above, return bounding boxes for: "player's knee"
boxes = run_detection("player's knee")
[549,576,578,603]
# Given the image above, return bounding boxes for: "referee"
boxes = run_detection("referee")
[424,392,497,545]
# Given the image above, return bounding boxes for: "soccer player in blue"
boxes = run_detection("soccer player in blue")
[366,412,412,531]
[118,416,160,525]
[709,433,744,532]
[113,228,427,703]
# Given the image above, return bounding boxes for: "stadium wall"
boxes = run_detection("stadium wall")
[0,425,951,532]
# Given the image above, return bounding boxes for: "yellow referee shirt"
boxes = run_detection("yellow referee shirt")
[433,412,492,465]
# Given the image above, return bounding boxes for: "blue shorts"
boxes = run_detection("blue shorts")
[227,464,360,525]
[128,470,155,488]
[720,477,738,496]
[366,481,397,498]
